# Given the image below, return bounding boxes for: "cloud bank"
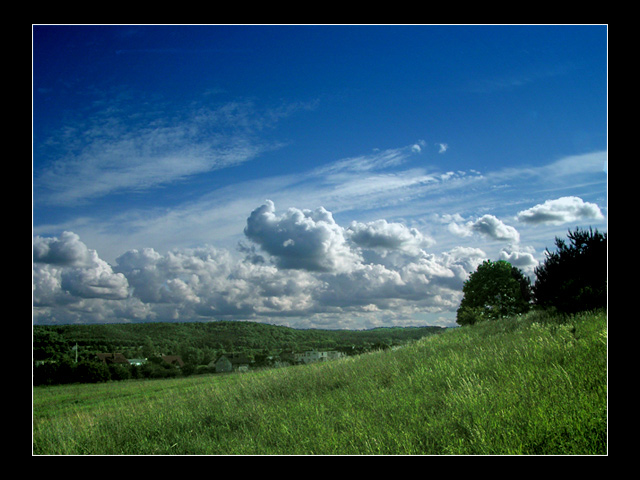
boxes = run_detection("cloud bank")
[33,201,495,327]
[33,190,605,328]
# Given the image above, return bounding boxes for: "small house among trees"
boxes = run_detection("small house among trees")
[96,352,130,365]
[161,355,184,368]
[212,353,251,373]
[281,350,346,365]
[128,358,147,366]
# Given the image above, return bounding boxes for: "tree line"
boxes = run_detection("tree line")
[33,320,443,385]
[456,227,607,326]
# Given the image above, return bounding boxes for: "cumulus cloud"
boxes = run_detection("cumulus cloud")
[348,219,434,256]
[443,214,520,243]
[498,245,539,276]
[516,196,604,225]
[314,247,486,316]
[471,215,520,243]
[33,232,129,304]
[33,231,94,267]
[59,254,130,300]
[33,212,491,325]
[114,245,322,319]
[244,200,361,273]
[36,202,540,326]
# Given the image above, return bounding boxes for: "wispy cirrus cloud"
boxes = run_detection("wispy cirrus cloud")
[34,98,310,206]
[36,145,606,266]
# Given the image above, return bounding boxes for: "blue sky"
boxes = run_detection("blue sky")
[32,25,607,328]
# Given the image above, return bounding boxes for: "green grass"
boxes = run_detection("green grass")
[33,310,607,455]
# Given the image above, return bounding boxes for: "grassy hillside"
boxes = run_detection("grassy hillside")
[33,309,607,455]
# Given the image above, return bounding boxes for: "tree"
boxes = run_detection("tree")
[456,260,532,326]
[141,336,156,358]
[533,227,607,313]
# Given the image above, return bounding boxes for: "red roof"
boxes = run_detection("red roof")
[161,355,185,367]
[96,353,129,364]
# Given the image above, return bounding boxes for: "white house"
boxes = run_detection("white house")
[294,350,346,364]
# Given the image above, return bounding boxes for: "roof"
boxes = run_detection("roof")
[161,355,185,367]
[96,353,130,364]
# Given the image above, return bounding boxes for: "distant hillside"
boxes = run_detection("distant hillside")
[33,320,444,363]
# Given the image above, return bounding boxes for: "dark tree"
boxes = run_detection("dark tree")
[533,227,607,313]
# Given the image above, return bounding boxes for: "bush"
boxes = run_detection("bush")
[109,363,132,381]
[75,360,111,383]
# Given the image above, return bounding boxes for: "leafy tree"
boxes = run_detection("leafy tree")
[456,260,532,326]
[141,336,156,358]
[533,227,607,313]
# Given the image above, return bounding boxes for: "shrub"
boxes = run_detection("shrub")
[75,360,111,383]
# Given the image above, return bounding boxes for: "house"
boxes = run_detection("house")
[161,355,184,368]
[211,353,251,373]
[282,350,346,365]
[298,350,328,364]
[326,350,346,361]
[128,358,147,366]
[96,353,130,365]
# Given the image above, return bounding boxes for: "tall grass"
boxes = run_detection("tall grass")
[33,310,607,455]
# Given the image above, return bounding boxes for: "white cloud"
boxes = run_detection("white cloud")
[314,143,422,176]
[498,245,539,276]
[348,219,434,256]
[33,232,131,320]
[32,146,607,327]
[33,206,491,325]
[517,196,604,225]
[114,244,322,319]
[442,214,520,243]
[34,100,293,206]
[471,214,520,243]
[244,200,361,273]
[33,231,94,267]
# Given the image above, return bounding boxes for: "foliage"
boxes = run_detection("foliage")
[533,227,607,314]
[456,260,532,326]
[33,310,607,455]
[33,321,444,385]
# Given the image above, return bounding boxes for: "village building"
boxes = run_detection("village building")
[211,353,251,373]
[96,352,130,365]
[128,358,147,366]
[281,350,346,365]
[161,355,185,368]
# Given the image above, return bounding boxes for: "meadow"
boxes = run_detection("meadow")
[33,309,607,455]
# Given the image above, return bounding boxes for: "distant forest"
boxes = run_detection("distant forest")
[33,321,444,385]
